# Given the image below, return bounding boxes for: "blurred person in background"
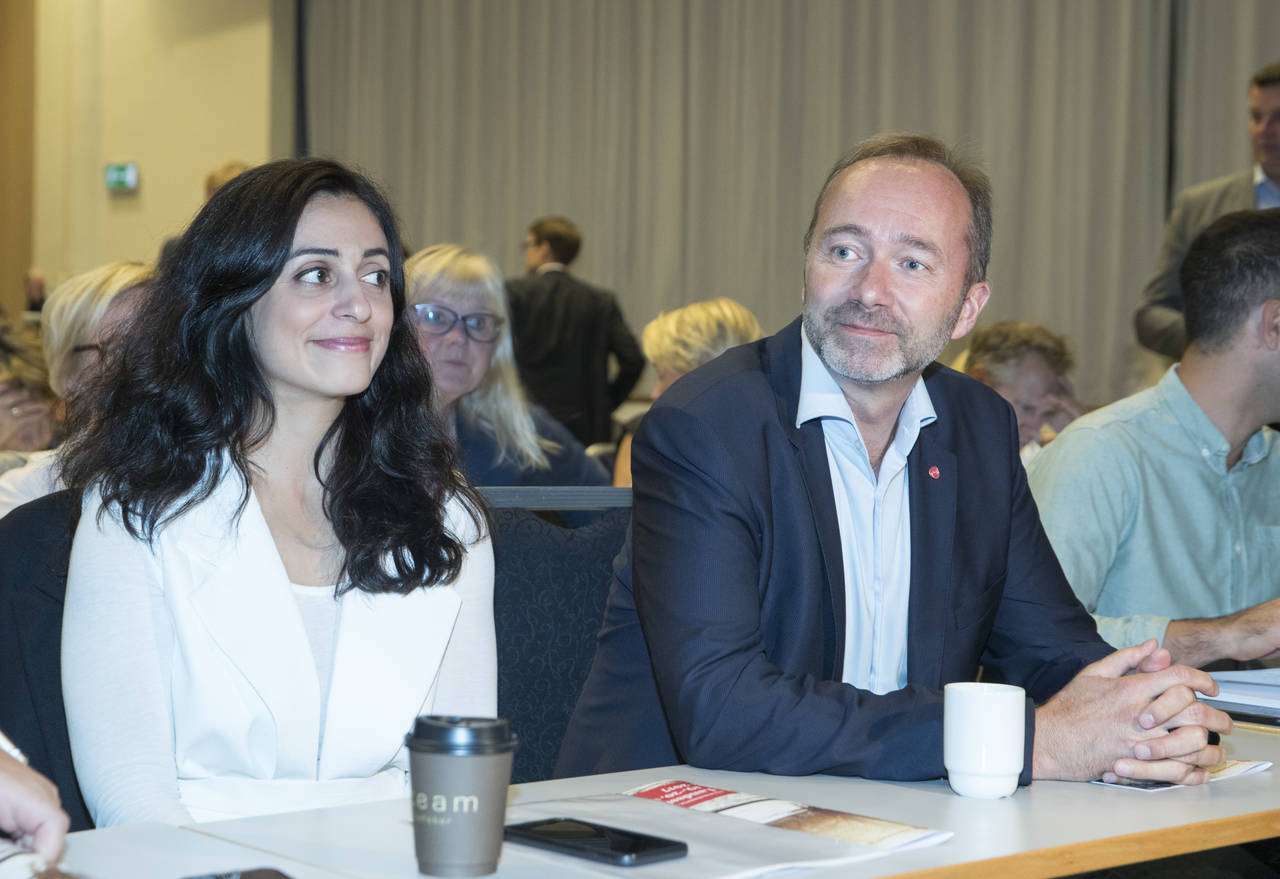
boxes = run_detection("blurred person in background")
[159,160,255,266]
[613,298,763,486]
[23,267,45,312]
[506,216,645,446]
[1135,60,1280,357]
[0,318,56,472]
[0,262,151,517]
[405,244,608,488]
[204,160,252,201]
[962,320,1083,465]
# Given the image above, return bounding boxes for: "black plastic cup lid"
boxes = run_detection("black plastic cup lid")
[406,716,518,754]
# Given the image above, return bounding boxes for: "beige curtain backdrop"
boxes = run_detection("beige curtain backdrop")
[303,0,1268,405]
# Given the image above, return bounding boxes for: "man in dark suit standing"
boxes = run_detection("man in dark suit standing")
[1135,61,1280,358]
[506,217,645,446]
[559,133,1229,787]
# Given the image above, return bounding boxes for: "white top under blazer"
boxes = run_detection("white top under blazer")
[61,470,496,826]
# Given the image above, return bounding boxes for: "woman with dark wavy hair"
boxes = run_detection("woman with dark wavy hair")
[59,158,494,826]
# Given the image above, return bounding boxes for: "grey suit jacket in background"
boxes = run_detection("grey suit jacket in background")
[1134,170,1255,358]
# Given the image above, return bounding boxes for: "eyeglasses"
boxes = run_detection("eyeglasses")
[409,303,504,343]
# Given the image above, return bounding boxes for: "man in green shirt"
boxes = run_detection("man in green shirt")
[1029,209,1280,667]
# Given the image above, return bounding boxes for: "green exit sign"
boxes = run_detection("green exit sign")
[105,162,139,191]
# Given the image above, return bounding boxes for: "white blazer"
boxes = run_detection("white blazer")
[62,472,495,826]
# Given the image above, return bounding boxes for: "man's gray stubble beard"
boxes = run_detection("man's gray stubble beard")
[801,295,963,385]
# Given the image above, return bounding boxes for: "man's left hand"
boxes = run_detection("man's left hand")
[1032,639,1232,784]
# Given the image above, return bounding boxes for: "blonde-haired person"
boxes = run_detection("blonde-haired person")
[160,161,257,267]
[405,244,608,489]
[614,298,763,486]
[0,262,150,518]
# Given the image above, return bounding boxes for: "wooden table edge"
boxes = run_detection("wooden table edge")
[880,807,1280,879]
[1234,720,1280,735]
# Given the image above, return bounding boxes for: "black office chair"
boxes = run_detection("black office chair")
[486,489,631,784]
[0,489,93,831]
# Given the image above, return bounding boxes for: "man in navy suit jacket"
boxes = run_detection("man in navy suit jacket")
[558,133,1230,786]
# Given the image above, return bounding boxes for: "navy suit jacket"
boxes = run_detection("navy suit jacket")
[557,319,1110,781]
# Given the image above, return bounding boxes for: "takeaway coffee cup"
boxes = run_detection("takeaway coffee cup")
[943,682,1025,799]
[406,716,518,876]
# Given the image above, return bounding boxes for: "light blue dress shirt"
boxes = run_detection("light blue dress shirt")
[796,332,936,694]
[1256,165,1280,210]
[1027,366,1280,649]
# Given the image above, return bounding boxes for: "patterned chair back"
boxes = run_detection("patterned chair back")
[486,492,631,784]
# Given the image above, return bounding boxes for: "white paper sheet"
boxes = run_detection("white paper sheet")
[505,793,952,879]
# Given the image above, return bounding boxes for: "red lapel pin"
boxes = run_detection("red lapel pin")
[928,466,940,480]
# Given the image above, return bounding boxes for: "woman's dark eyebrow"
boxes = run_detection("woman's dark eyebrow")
[288,247,390,259]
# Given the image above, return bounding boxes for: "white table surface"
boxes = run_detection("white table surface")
[59,726,1280,879]
[56,821,343,879]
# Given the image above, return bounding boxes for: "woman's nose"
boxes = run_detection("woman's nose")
[334,276,373,321]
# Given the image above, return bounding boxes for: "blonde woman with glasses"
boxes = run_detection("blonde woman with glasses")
[405,245,607,489]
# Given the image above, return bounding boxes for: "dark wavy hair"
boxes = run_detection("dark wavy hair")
[59,157,486,595]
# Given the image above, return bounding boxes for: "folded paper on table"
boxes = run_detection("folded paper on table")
[625,779,949,850]
[505,785,952,879]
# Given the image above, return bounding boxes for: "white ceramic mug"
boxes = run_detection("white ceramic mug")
[943,681,1026,798]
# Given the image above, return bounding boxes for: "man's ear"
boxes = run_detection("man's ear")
[950,281,991,341]
[1260,299,1280,351]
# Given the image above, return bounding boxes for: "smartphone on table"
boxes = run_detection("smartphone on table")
[504,817,688,866]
